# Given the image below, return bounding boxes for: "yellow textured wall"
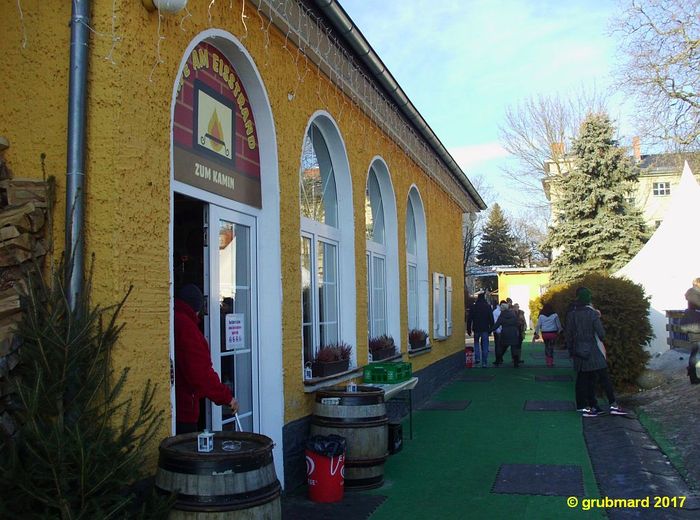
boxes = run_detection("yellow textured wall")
[498,271,551,324]
[1,0,468,441]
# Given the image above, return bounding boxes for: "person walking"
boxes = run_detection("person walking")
[492,302,521,367]
[565,287,627,417]
[492,300,505,364]
[175,284,239,434]
[467,292,495,368]
[513,303,527,365]
[533,303,563,367]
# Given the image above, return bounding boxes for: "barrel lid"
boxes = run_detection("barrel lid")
[159,431,274,462]
[315,385,385,404]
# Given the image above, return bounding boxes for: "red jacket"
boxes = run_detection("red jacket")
[174,299,232,423]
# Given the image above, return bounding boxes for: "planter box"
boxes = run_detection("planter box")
[311,358,349,378]
[409,338,427,350]
[370,346,396,361]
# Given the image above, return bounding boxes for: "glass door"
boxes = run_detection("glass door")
[208,205,258,432]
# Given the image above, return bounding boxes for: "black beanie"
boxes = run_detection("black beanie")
[177,284,204,313]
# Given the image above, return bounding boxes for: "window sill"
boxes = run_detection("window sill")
[432,335,450,342]
[303,366,363,393]
[369,352,404,363]
[408,345,432,357]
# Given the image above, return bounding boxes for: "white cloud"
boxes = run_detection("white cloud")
[449,142,509,170]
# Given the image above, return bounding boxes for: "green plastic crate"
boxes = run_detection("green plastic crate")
[363,364,388,384]
[363,362,412,384]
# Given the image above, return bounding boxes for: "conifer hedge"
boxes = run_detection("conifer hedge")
[530,272,652,390]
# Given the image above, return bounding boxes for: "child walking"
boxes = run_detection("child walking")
[533,303,563,367]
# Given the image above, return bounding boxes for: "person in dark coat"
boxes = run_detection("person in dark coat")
[565,287,626,417]
[467,292,495,368]
[175,284,239,434]
[491,303,521,367]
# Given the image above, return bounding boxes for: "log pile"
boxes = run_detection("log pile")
[0,140,51,437]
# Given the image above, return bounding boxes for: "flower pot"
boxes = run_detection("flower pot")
[409,338,427,350]
[371,346,395,361]
[311,358,350,378]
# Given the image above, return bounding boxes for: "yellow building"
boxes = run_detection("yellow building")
[0,0,484,489]
[496,267,550,328]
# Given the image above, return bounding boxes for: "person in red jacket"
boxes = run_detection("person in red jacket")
[175,284,238,434]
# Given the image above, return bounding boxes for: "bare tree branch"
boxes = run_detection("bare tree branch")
[498,88,609,196]
[612,0,700,148]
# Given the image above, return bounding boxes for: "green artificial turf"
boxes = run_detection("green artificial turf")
[367,339,606,520]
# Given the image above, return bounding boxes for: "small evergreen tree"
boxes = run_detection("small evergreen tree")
[0,257,171,519]
[476,203,519,267]
[546,114,648,284]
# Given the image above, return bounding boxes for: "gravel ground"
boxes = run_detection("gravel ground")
[620,351,700,492]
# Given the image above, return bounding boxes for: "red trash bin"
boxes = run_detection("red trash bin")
[305,448,345,503]
[465,345,474,368]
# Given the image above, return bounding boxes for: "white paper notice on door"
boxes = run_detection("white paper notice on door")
[225,313,245,350]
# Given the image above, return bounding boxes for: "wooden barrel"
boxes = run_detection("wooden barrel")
[156,431,281,519]
[310,385,388,490]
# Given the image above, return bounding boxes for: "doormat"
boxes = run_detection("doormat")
[420,400,471,411]
[454,374,494,382]
[492,463,584,496]
[281,492,387,520]
[524,400,576,411]
[535,375,573,382]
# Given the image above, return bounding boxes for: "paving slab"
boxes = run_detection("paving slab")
[491,463,584,496]
[282,493,386,519]
[584,415,699,519]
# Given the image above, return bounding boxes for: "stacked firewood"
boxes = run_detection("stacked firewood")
[0,137,51,437]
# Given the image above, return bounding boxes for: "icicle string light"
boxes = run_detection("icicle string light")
[240,0,249,41]
[104,0,120,64]
[149,7,165,83]
[249,0,470,210]
[16,0,28,49]
[179,4,192,31]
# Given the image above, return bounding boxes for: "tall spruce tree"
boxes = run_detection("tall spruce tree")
[476,203,519,266]
[546,114,648,284]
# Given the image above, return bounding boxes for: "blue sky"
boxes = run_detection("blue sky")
[340,0,631,213]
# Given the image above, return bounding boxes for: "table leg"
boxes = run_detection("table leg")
[408,389,413,440]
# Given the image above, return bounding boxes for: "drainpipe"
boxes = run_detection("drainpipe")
[66,0,90,308]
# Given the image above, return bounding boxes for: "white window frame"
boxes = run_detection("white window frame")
[433,272,452,339]
[363,158,400,353]
[367,242,388,338]
[299,113,356,379]
[301,221,341,361]
[652,182,671,196]
[407,187,429,344]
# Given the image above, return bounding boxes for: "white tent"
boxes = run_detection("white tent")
[616,161,700,354]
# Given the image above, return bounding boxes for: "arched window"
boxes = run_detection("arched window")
[406,197,419,330]
[300,116,356,374]
[366,166,387,338]
[406,187,429,345]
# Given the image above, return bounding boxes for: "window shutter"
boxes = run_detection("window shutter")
[446,276,453,336]
[433,272,441,337]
